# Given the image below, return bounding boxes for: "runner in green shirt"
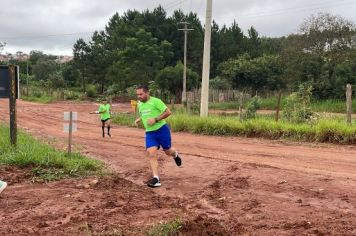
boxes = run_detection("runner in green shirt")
[135,85,182,188]
[91,98,111,138]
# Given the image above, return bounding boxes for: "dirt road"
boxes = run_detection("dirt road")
[1,100,356,235]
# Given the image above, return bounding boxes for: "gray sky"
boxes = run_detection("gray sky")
[1,0,355,55]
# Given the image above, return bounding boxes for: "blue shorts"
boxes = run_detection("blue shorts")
[145,124,172,150]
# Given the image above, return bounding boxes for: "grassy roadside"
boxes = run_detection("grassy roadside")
[21,95,57,104]
[0,124,104,181]
[209,98,356,113]
[112,113,356,145]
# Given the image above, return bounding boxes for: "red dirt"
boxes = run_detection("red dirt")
[1,100,356,235]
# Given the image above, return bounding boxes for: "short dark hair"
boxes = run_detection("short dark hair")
[137,85,149,93]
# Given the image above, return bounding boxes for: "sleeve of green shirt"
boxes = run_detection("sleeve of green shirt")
[155,98,167,113]
[99,105,105,113]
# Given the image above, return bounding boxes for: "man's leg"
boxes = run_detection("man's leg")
[146,147,161,187]
[147,147,159,177]
[164,147,182,166]
[101,121,105,137]
[107,119,111,137]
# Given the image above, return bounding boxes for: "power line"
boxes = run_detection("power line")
[164,0,188,11]
[0,32,94,41]
[164,0,184,9]
[216,0,356,20]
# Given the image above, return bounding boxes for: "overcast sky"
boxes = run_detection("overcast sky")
[1,0,355,55]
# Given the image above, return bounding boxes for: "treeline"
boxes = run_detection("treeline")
[2,7,356,100]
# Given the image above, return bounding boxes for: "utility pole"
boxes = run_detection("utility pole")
[200,0,213,117]
[178,22,193,107]
[26,59,29,96]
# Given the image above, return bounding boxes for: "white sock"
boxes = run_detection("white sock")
[154,176,160,181]
[173,151,178,158]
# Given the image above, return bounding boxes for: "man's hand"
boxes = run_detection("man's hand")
[147,118,156,126]
[134,118,141,127]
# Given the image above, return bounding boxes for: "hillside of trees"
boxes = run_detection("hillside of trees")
[1,7,355,100]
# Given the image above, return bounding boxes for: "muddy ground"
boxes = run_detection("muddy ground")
[1,100,356,235]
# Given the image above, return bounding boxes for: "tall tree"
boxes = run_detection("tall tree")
[283,12,356,98]
[107,28,173,90]
[73,38,90,92]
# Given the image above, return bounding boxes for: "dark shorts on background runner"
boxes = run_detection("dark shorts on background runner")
[101,118,110,122]
[145,124,171,150]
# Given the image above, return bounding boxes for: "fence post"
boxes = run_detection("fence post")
[68,111,73,155]
[346,84,352,125]
[9,65,17,146]
[275,90,282,122]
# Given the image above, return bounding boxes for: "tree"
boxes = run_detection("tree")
[49,71,66,90]
[246,26,261,58]
[155,61,200,98]
[107,28,173,90]
[282,12,356,98]
[73,38,90,92]
[62,62,80,87]
[32,58,57,81]
[87,31,109,93]
[218,54,284,92]
[29,50,57,65]
[299,12,356,62]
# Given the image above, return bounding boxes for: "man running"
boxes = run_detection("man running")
[91,98,111,137]
[135,85,182,188]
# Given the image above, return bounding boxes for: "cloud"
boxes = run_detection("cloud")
[0,0,355,55]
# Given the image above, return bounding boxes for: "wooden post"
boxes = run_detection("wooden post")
[9,65,17,146]
[346,84,352,125]
[68,111,73,155]
[275,90,282,122]
[239,105,242,121]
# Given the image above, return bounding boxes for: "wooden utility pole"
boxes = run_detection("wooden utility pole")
[179,22,193,107]
[200,0,213,117]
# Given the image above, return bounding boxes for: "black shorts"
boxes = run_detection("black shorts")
[101,118,110,122]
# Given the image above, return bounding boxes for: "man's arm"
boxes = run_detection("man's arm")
[155,108,172,122]
[134,117,141,126]
[147,108,171,126]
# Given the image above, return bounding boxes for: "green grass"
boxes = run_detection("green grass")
[310,99,356,113]
[209,102,240,110]
[209,97,288,110]
[112,112,356,145]
[0,124,104,181]
[146,218,182,236]
[209,98,356,113]
[21,95,56,104]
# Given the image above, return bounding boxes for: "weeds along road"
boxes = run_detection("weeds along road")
[1,99,356,234]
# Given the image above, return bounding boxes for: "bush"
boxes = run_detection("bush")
[107,84,123,96]
[126,85,137,99]
[86,85,97,98]
[283,84,315,123]
[243,96,261,119]
[64,90,81,100]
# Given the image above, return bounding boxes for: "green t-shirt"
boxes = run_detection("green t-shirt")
[99,104,111,120]
[138,97,167,132]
